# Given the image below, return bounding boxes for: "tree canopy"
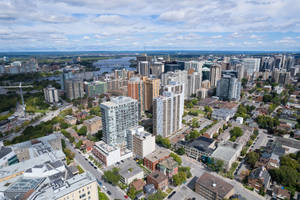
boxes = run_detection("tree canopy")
[170,152,182,165]
[103,168,120,186]
[245,151,260,168]
[230,127,243,142]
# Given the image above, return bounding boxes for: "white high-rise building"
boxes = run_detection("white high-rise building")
[126,126,156,158]
[100,96,139,147]
[153,82,184,137]
[242,58,261,76]
[210,65,222,88]
[187,72,202,97]
[161,70,188,99]
[236,64,245,81]
[184,61,204,72]
[43,86,59,103]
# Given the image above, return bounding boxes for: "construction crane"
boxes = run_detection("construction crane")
[0,82,33,118]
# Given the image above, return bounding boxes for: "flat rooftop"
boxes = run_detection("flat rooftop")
[119,160,143,179]
[180,136,215,153]
[148,171,168,182]
[94,141,119,153]
[145,149,170,162]
[196,172,234,198]
[211,142,241,162]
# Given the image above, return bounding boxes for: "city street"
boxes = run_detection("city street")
[32,104,72,126]
[63,136,127,200]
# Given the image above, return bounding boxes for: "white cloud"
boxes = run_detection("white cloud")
[250,34,258,39]
[0,0,299,50]
[93,15,125,25]
[159,10,186,22]
[83,36,90,40]
[211,35,223,39]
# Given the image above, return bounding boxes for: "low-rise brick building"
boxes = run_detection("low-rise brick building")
[144,149,170,171]
[146,171,168,190]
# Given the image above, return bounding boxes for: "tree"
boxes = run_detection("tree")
[186,130,200,141]
[256,115,279,131]
[280,155,299,170]
[215,160,224,172]
[179,166,192,178]
[90,106,101,116]
[60,121,69,129]
[98,187,109,200]
[127,186,137,200]
[204,106,213,113]
[263,94,273,103]
[147,190,167,200]
[78,126,87,136]
[245,152,260,168]
[176,147,185,155]
[75,140,83,149]
[95,130,103,141]
[269,166,299,188]
[230,127,243,141]
[156,135,171,149]
[103,168,120,186]
[241,78,248,88]
[170,152,182,165]
[172,171,187,186]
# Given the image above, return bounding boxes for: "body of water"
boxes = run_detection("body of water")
[93,56,136,74]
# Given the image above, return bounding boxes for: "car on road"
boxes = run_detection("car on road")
[102,186,106,191]
[168,191,176,199]
[107,191,111,195]
[97,179,103,186]
[124,195,128,199]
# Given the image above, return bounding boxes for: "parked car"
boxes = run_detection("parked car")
[168,191,176,199]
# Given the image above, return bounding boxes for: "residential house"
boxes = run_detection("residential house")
[248,167,271,192]
[158,157,178,178]
[146,171,168,190]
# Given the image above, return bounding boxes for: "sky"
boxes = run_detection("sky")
[0,0,300,51]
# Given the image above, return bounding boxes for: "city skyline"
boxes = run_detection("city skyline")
[1,0,300,51]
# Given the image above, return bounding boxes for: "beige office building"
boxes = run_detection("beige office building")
[143,77,160,111]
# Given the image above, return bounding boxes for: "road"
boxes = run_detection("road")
[170,156,265,200]
[32,104,72,126]
[0,104,72,142]
[63,135,126,200]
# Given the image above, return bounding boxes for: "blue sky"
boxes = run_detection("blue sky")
[0,0,300,51]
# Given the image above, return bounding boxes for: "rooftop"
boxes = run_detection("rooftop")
[148,171,168,182]
[211,142,242,162]
[94,141,119,153]
[100,96,137,107]
[4,177,45,200]
[83,116,101,125]
[159,157,178,170]
[119,160,143,179]
[196,172,234,198]
[180,136,215,153]
[144,149,170,162]
[0,146,13,159]
[249,167,270,187]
